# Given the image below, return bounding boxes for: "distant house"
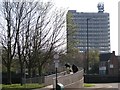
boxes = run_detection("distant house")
[108,51,119,76]
[99,51,120,76]
[99,52,111,75]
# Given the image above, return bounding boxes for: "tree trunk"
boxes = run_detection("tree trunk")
[28,67,32,78]
[20,63,23,86]
[38,65,42,84]
[7,65,12,84]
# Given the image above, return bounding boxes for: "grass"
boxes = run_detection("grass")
[84,83,95,87]
[1,83,45,90]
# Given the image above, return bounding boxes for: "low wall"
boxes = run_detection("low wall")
[53,70,84,88]
[84,75,120,83]
[24,77,44,84]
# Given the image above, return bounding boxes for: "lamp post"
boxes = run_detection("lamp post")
[54,53,59,90]
[86,18,92,74]
[86,18,89,74]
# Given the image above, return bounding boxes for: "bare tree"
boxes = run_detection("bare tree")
[0,0,66,85]
[0,1,38,85]
[22,2,66,77]
[15,1,38,85]
[0,2,18,84]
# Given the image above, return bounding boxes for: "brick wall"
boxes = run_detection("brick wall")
[108,51,119,76]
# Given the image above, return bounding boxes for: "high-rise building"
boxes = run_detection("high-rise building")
[67,3,110,53]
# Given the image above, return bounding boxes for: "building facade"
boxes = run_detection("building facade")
[99,51,120,76]
[67,4,110,53]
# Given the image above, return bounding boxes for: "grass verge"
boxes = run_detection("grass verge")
[2,83,45,90]
[84,83,95,87]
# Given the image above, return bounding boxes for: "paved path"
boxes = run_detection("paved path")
[32,83,120,90]
[32,85,53,90]
[87,83,119,88]
[119,83,120,90]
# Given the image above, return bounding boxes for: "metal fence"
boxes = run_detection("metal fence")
[22,76,45,84]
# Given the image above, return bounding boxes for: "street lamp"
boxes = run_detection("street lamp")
[86,18,91,74]
[86,18,95,74]
[54,53,59,90]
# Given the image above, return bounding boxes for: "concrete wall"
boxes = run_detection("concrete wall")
[44,71,66,86]
[53,70,84,88]
[64,78,84,88]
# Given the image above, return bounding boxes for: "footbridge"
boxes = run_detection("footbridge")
[37,69,84,90]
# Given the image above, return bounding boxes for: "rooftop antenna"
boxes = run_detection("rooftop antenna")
[97,2,104,13]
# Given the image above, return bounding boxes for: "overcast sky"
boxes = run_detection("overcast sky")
[0,0,119,54]
[53,0,119,55]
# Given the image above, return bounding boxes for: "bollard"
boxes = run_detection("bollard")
[57,83,64,90]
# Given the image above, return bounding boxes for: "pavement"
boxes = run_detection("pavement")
[32,83,120,90]
[84,83,119,88]
[32,85,53,90]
